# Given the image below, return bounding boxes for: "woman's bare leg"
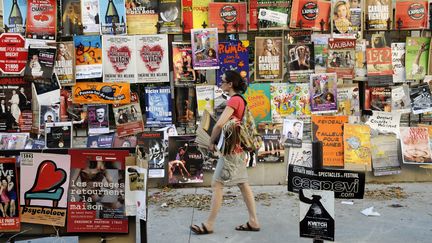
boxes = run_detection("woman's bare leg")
[204,181,224,230]
[238,182,260,228]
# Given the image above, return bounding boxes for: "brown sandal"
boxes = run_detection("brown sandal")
[235,222,260,232]
[191,223,213,234]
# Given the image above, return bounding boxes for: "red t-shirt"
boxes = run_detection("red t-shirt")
[227,95,245,120]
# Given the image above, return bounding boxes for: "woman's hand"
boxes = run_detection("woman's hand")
[209,143,216,152]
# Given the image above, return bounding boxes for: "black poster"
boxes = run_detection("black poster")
[288,165,365,199]
[299,189,335,241]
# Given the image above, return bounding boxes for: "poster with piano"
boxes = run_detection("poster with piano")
[136,34,170,83]
[25,0,57,41]
[2,0,27,34]
[19,153,71,226]
[0,77,32,133]
[0,157,20,232]
[67,149,129,233]
[102,35,137,83]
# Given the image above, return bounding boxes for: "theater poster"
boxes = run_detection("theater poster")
[136,34,170,83]
[366,0,391,30]
[113,92,144,137]
[208,2,247,33]
[311,115,348,167]
[67,149,129,233]
[217,41,249,86]
[126,0,158,34]
[25,0,57,41]
[172,42,196,83]
[99,0,127,35]
[0,158,20,232]
[20,153,71,226]
[61,0,82,37]
[395,0,428,30]
[74,35,103,79]
[51,41,75,86]
[144,86,173,127]
[102,35,137,83]
[255,37,283,81]
[0,77,33,132]
[159,0,182,34]
[80,0,100,35]
[191,28,219,70]
[72,82,131,104]
[2,0,27,34]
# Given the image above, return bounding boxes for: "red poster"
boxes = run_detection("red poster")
[395,1,428,30]
[26,0,57,40]
[0,158,20,232]
[208,2,247,33]
[182,0,193,33]
[67,149,129,233]
[0,33,27,74]
[366,48,393,76]
[290,0,331,30]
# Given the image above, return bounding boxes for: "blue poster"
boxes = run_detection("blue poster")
[144,86,172,127]
[3,0,27,34]
[99,0,127,35]
[217,40,249,86]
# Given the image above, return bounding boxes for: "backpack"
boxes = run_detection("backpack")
[232,94,263,152]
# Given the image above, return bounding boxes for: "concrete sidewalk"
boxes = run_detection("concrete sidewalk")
[147,183,432,243]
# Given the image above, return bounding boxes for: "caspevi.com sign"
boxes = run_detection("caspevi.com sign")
[288,165,365,199]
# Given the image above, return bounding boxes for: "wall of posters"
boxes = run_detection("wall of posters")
[20,153,71,226]
[72,82,131,104]
[0,158,20,232]
[102,35,136,82]
[67,149,128,233]
[25,0,56,40]
[125,0,157,34]
[255,37,284,81]
[74,35,103,79]
[136,34,170,83]
[191,28,219,70]
[99,0,126,35]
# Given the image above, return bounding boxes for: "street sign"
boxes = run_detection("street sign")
[0,33,28,74]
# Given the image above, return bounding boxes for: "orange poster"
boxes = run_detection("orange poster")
[312,115,348,167]
[290,0,331,30]
[395,0,428,30]
[72,82,130,104]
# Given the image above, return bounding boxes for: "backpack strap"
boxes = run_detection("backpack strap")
[231,94,247,120]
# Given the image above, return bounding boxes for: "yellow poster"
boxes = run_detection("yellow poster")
[344,124,372,171]
[193,0,211,29]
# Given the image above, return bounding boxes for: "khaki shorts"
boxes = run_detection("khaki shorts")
[212,152,248,185]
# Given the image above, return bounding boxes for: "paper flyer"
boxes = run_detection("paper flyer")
[25,0,57,40]
[102,35,137,82]
[136,34,170,83]
[191,28,219,70]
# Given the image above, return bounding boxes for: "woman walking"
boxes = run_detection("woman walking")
[190,70,260,234]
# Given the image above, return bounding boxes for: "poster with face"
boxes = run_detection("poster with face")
[102,35,137,83]
[144,86,172,127]
[87,104,109,135]
[113,92,144,137]
[172,42,196,83]
[20,153,71,226]
[255,37,284,81]
[331,0,362,38]
[287,43,314,82]
[0,158,20,232]
[136,34,170,83]
[52,41,75,86]
[191,28,219,70]
[137,131,166,178]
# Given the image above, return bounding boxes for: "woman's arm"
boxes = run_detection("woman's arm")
[209,106,235,149]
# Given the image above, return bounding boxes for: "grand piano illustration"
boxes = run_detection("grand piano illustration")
[24,160,67,208]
